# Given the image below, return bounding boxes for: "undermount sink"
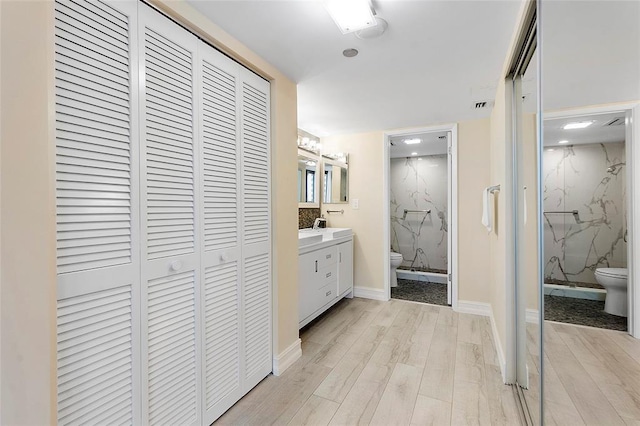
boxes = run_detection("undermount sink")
[298,228,353,247]
[298,232,323,247]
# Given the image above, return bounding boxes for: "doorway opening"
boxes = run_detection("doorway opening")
[383,124,458,308]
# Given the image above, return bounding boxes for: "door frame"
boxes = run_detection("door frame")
[544,102,640,338]
[382,123,459,309]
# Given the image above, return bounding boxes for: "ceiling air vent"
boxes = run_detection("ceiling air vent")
[474,100,494,109]
[604,117,625,126]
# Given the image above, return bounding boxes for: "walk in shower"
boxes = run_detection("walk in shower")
[389,131,449,305]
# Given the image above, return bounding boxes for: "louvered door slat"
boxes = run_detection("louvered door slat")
[57,285,133,426]
[202,58,238,252]
[144,26,195,260]
[241,81,270,245]
[55,0,135,276]
[204,262,240,409]
[243,253,271,379]
[147,271,197,425]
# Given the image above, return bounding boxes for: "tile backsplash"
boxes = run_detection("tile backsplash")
[299,208,321,229]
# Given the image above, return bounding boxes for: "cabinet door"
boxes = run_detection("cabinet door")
[338,240,354,296]
[54,0,140,424]
[298,251,319,322]
[139,5,201,425]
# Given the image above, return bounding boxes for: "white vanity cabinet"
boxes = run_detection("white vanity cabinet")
[298,233,354,328]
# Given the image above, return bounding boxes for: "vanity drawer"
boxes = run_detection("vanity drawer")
[316,246,337,270]
[318,282,338,307]
[318,265,337,288]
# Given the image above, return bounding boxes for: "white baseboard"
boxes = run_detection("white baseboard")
[488,308,507,382]
[454,300,506,382]
[353,286,389,301]
[272,338,301,376]
[455,300,492,316]
[526,309,539,324]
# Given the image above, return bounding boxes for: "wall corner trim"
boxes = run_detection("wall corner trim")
[455,301,507,383]
[272,338,302,376]
[353,286,389,301]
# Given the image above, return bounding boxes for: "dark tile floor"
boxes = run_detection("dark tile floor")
[391,278,448,306]
[392,279,626,331]
[544,294,627,331]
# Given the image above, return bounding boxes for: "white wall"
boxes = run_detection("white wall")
[320,119,493,304]
[1,2,57,423]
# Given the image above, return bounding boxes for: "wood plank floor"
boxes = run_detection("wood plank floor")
[523,321,640,425]
[215,298,521,425]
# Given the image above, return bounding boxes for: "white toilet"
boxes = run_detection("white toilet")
[390,252,403,288]
[594,268,628,317]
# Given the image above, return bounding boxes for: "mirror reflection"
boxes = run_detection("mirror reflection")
[322,154,348,203]
[298,150,319,205]
[538,1,639,425]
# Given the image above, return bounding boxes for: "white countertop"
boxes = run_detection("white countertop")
[298,228,353,253]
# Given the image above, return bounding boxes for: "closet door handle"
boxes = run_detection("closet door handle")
[315,260,318,273]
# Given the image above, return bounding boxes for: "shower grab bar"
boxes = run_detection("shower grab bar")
[402,209,432,220]
[543,210,581,223]
[326,209,344,214]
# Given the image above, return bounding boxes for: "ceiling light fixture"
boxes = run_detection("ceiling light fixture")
[325,0,376,34]
[558,140,569,144]
[403,138,422,145]
[411,152,417,156]
[563,121,593,130]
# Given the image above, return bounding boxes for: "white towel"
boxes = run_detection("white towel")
[482,187,492,232]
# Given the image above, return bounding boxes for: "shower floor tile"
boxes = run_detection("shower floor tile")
[391,279,448,306]
[544,294,627,331]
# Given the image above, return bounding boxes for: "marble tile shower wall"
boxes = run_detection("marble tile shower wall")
[390,155,448,272]
[544,142,627,286]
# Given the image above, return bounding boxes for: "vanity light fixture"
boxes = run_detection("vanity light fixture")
[558,140,569,144]
[411,152,417,156]
[325,0,376,34]
[547,148,555,152]
[563,121,593,130]
[403,138,422,145]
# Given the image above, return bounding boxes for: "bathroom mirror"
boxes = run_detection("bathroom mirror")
[298,148,320,207]
[322,154,349,204]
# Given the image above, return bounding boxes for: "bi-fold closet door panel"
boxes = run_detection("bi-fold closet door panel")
[138,5,201,425]
[198,40,272,424]
[55,1,271,424]
[54,0,140,424]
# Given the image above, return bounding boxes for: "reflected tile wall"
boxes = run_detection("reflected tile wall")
[390,155,448,272]
[543,142,626,285]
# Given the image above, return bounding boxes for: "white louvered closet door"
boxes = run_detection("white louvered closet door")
[198,43,245,424]
[139,5,201,426]
[239,68,272,390]
[54,0,140,424]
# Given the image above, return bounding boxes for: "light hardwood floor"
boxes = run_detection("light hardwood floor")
[215,298,522,425]
[524,321,640,426]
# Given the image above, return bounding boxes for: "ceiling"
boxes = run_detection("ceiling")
[389,131,448,158]
[187,1,639,138]
[544,112,626,147]
[188,0,522,136]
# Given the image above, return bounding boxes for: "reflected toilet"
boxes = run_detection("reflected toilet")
[594,268,628,317]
